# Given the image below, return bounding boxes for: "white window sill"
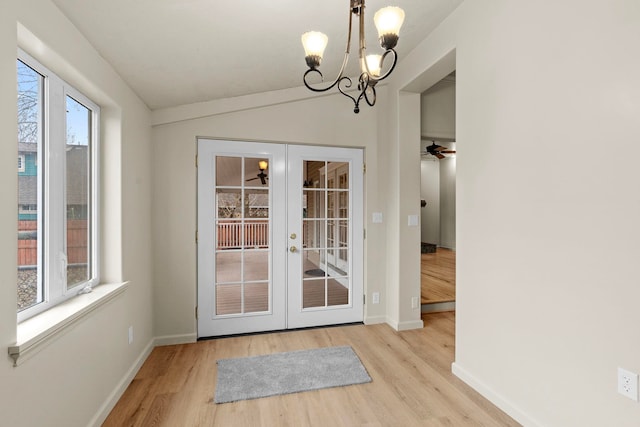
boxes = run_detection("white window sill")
[8,281,129,366]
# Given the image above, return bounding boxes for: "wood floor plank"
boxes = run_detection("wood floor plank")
[421,248,456,304]
[103,312,519,426]
[138,393,176,426]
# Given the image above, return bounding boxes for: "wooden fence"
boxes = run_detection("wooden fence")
[18,220,87,266]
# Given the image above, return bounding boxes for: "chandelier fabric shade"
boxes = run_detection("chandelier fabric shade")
[301,0,405,113]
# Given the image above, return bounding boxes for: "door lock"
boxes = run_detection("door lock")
[290,233,297,239]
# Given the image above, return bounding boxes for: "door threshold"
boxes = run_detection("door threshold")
[198,322,364,341]
[421,301,456,313]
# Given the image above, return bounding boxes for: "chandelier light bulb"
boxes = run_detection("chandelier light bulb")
[365,54,382,77]
[258,160,268,171]
[301,31,329,69]
[374,6,405,49]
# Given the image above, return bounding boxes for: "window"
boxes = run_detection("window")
[17,50,100,321]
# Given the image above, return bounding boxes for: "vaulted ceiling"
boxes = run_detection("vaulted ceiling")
[51,0,463,110]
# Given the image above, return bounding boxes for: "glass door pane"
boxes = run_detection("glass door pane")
[301,160,350,309]
[214,155,270,316]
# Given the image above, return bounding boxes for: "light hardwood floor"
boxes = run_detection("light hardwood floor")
[103,312,519,426]
[421,248,456,304]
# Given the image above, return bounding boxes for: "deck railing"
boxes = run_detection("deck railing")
[217,221,269,249]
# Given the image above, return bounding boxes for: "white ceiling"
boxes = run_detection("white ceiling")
[51,0,463,110]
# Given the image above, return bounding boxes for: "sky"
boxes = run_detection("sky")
[18,59,90,147]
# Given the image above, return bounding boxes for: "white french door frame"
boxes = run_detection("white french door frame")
[286,145,364,329]
[197,140,287,337]
[197,139,364,337]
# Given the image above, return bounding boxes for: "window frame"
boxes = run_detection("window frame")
[17,49,101,323]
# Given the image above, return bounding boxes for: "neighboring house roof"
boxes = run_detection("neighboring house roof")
[18,142,38,153]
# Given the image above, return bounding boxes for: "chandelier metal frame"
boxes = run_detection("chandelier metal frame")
[302,0,402,114]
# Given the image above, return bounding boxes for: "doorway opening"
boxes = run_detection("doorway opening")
[419,72,456,313]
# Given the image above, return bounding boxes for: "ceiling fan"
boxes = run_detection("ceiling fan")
[246,160,268,185]
[424,141,456,160]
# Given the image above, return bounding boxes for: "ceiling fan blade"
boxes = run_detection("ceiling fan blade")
[246,177,259,181]
[440,150,456,154]
[435,153,445,159]
[260,175,267,185]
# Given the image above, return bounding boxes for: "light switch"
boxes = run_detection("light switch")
[372,212,383,224]
[408,214,419,227]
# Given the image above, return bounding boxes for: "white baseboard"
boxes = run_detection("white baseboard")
[154,333,197,346]
[452,362,542,427]
[89,338,155,427]
[385,317,399,330]
[396,319,424,331]
[364,315,387,325]
[385,317,424,331]
[88,333,197,426]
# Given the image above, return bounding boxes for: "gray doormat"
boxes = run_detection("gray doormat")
[214,346,371,403]
[304,268,325,277]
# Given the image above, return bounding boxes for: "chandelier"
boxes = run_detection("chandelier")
[301,0,405,114]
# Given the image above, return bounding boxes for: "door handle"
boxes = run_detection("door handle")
[290,246,298,253]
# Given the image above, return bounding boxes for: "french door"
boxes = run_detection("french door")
[197,139,363,337]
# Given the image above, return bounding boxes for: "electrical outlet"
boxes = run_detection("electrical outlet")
[618,367,639,401]
[411,296,419,309]
[128,326,134,345]
[372,292,380,304]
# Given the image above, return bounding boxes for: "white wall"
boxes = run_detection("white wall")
[389,0,640,426]
[419,156,456,249]
[419,149,456,250]
[439,156,456,250]
[420,158,440,245]
[421,77,456,140]
[0,1,153,426]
